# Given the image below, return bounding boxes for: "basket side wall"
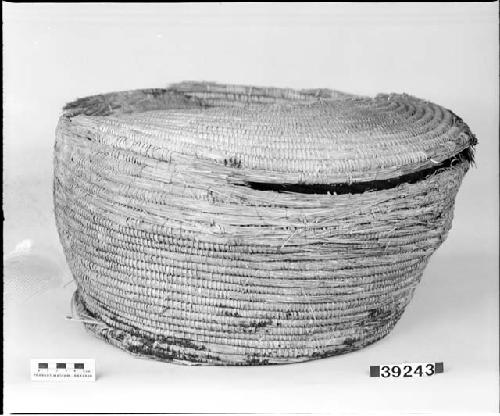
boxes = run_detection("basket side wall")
[53,117,469,365]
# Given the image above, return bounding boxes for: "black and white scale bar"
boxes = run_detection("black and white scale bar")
[31,359,95,382]
[36,362,85,370]
[370,362,444,377]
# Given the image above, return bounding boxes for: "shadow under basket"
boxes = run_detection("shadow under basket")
[54,81,476,365]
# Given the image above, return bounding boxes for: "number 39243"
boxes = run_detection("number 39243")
[370,362,444,378]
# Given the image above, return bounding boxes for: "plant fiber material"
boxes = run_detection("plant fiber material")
[54,82,475,365]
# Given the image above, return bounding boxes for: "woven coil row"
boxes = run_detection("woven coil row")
[54,82,475,365]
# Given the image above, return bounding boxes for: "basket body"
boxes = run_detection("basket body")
[54,82,473,365]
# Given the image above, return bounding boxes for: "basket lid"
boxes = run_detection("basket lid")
[63,81,476,185]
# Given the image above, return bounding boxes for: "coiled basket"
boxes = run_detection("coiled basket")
[54,81,476,365]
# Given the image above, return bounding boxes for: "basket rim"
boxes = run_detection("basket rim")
[60,81,477,185]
